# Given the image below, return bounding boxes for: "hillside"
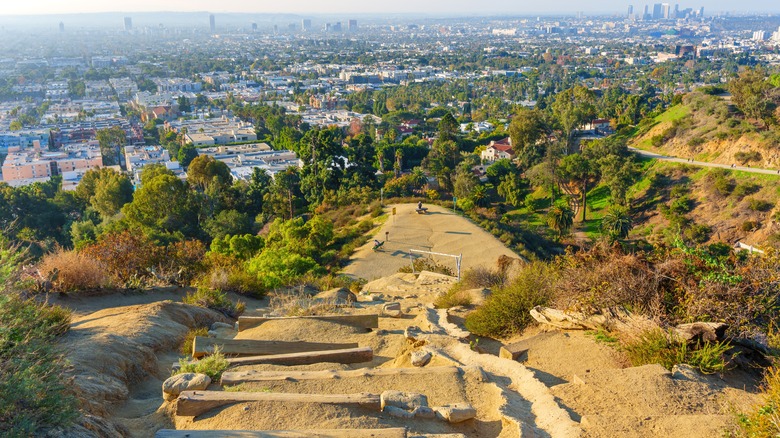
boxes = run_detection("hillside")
[631,91,780,169]
[624,159,780,249]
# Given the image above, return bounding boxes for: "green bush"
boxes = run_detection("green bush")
[0,295,78,436]
[748,198,773,212]
[714,176,736,196]
[622,328,731,373]
[464,262,554,338]
[183,287,245,318]
[176,346,229,381]
[246,248,323,290]
[434,288,473,308]
[733,182,761,199]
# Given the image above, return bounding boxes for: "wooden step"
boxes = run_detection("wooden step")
[155,428,407,438]
[227,347,373,367]
[192,337,358,359]
[175,390,381,417]
[173,347,374,371]
[238,314,379,332]
[221,365,464,385]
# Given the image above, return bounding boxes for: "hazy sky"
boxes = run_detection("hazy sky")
[1,1,779,16]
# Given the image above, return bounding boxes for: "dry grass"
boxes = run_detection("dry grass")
[180,327,209,357]
[269,287,342,317]
[37,249,112,293]
[434,288,473,308]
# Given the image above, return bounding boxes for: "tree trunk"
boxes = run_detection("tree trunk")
[582,180,587,222]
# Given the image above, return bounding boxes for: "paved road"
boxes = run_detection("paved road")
[629,147,780,176]
[341,203,519,281]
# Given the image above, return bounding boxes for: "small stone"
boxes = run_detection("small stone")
[211,322,233,330]
[162,373,211,402]
[413,406,436,419]
[374,329,388,336]
[382,302,402,318]
[405,326,422,341]
[381,390,428,411]
[411,350,432,367]
[433,403,477,423]
[384,405,414,419]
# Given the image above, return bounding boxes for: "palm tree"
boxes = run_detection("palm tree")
[601,205,633,241]
[547,205,574,239]
[472,185,490,208]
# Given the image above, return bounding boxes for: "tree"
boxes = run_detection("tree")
[265,167,304,219]
[547,205,574,239]
[423,140,459,191]
[177,96,192,113]
[551,86,596,147]
[178,144,198,168]
[96,126,126,166]
[601,205,633,242]
[204,209,251,240]
[508,108,548,169]
[498,173,525,207]
[598,155,637,206]
[471,184,490,208]
[91,171,133,219]
[453,165,478,200]
[187,155,232,191]
[122,174,195,239]
[729,67,772,126]
[485,159,518,185]
[437,112,459,144]
[8,120,22,131]
[558,153,595,221]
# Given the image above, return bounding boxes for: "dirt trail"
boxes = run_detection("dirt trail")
[342,203,520,280]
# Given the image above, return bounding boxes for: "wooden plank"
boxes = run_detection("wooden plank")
[173,347,374,372]
[238,314,379,332]
[192,337,358,359]
[155,428,407,438]
[227,346,373,367]
[221,365,464,385]
[175,390,381,417]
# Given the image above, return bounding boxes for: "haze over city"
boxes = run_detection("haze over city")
[1,0,779,15]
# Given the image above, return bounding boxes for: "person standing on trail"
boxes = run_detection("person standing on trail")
[418,201,423,210]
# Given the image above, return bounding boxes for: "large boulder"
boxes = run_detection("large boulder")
[674,322,729,344]
[434,403,477,423]
[381,390,428,411]
[314,287,356,305]
[162,373,211,402]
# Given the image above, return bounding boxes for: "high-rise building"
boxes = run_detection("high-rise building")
[251,22,257,32]
[673,4,679,18]
[59,22,65,32]
[662,3,670,19]
[332,22,342,32]
[348,19,357,31]
[652,4,663,19]
[627,5,634,17]
[644,5,650,19]
[302,19,312,31]
[753,30,766,41]
[209,14,216,33]
[124,17,132,31]
[699,7,705,17]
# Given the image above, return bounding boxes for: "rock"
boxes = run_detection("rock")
[162,373,211,402]
[211,322,233,330]
[413,406,436,419]
[433,403,477,423]
[382,302,403,318]
[674,322,729,344]
[405,326,423,342]
[381,390,428,411]
[411,350,432,367]
[314,287,356,305]
[384,405,414,419]
[530,306,591,330]
[208,325,237,339]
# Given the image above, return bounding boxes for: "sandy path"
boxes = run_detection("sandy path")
[342,203,519,281]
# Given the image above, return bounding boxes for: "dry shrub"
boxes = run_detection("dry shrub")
[269,287,340,317]
[183,287,245,319]
[37,249,111,293]
[552,246,667,319]
[180,327,209,357]
[434,288,472,309]
[461,266,506,289]
[82,231,159,283]
[736,366,780,437]
[201,267,266,298]
[83,232,206,286]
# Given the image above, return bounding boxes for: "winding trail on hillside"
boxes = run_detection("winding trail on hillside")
[342,203,520,281]
[629,147,780,175]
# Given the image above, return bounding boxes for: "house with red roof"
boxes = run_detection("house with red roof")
[480,137,514,163]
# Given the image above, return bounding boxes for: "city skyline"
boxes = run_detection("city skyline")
[1,0,779,16]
